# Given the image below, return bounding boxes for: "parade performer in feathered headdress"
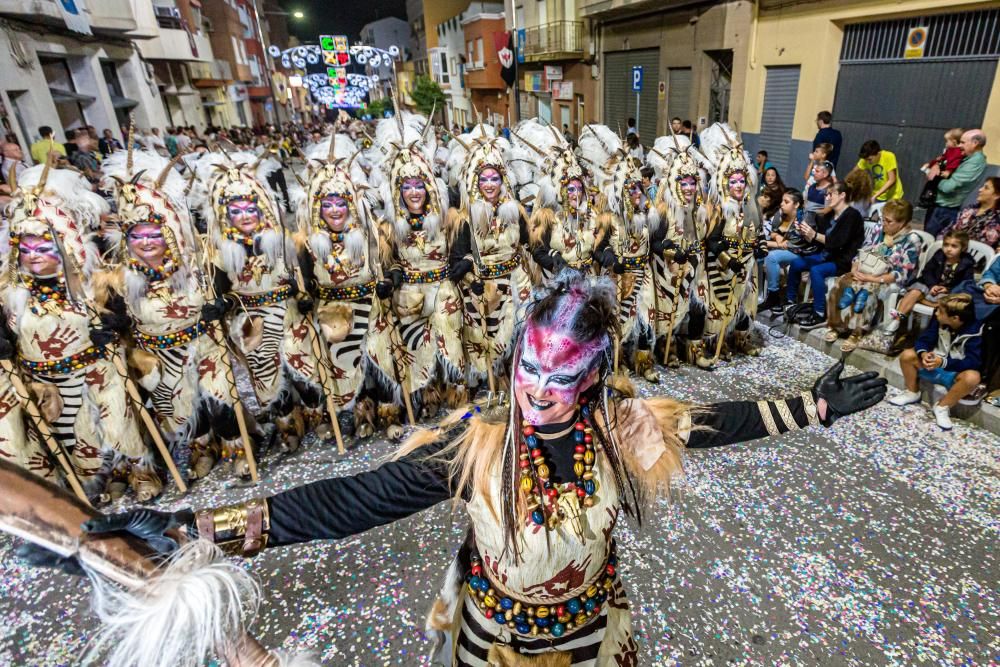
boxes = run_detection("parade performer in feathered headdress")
[695,123,766,368]
[511,119,609,284]
[291,130,392,444]
[99,143,252,482]
[35,271,887,666]
[191,149,321,473]
[578,124,661,383]
[0,161,161,502]
[446,120,532,393]
[646,132,710,367]
[366,109,465,418]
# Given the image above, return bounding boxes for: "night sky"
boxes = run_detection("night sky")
[279,0,407,42]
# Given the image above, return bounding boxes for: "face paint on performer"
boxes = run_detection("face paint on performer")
[478,168,502,205]
[514,312,606,426]
[566,179,585,209]
[319,195,350,232]
[126,223,167,269]
[226,198,262,235]
[628,180,643,208]
[400,178,428,215]
[728,172,747,201]
[18,235,62,278]
[678,175,698,204]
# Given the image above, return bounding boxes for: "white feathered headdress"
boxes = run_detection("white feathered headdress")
[578,124,658,232]
[509,118,589,214]
[447,123,520,234]
[698,123,760,229]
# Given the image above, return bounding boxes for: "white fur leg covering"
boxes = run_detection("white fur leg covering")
[272,651,322,666]
[84,540,260,667]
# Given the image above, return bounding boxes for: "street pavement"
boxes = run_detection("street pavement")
[0,328,995,666]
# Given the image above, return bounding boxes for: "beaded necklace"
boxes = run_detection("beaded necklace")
[128,255,177,282]
[22,273,68,315]
[519,397,597,533]
[407,213,426,232]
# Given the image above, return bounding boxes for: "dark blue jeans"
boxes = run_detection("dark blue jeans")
[924,205,960,237]
[786,253,838,316]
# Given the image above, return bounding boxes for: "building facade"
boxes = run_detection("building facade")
[0,0,168,155]
[360,17,411,101]
[462,8,510,125]
[738,0,1000,196]
[432,3,505,129]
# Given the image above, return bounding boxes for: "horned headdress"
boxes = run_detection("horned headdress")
[577,124,658,233]
[698,122,760,227]
[446,122,520,235]
[509,118,590,215]
[647,133,708,237]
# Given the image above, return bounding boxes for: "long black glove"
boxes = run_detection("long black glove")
[612,261,626,275]
[388,268,404,289]
[469,280,485,296]
[200,295,230,323]
[651,238,675,256]
[449,258,473,283]
[813,360,888,426]
[297,297,314,315]
[89,327,118,347]
[81,508,196,555]
[376,279,394,299]
[597,248,616,269]
[14,543,86,577]
[99,311,132,334]
[673,249,690,265]
[0,329,13,361]
[753,241,769,261]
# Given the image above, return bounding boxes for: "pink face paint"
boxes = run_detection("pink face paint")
[18,235,62,277]
[679,175,697,202]
[227,199,262,234]
[566,179,584,207]
[478,168,502,204]
[320,195,349,230]
[400,178,428,214]
[728,172,747,200]
[126,223,168,269]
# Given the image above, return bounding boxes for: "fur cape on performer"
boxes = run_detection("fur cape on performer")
[698,122,761,230]
[2,163,105,325]
[189,150,292,277]
[445,123,522,238]
[290,132,373,267]
[99,148,203,309]
[577,124,659,237]
[365,111,450,245]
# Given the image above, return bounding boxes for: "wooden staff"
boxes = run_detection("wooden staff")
[291,267,346,455]
[1,359,90,505]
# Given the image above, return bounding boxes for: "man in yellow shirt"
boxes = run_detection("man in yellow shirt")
[856,140,903,203]
[29,126,66,165]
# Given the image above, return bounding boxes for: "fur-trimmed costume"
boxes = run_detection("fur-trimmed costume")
[366,112,465,412]
[100,149,243,480]
[696,124,764,366]
[647,135,710,363]
[194,151,321,448]
[1,164,159,501]
[446,126,532,386]
[512,119,608,284]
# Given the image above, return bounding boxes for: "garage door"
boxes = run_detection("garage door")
[757,66,800,177]
[603,48,659,144]
[666,67,692,125]
[834,8,999,202]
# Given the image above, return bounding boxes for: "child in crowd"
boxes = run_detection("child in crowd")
[889,293,983,430]
[887,229,976,332]
[804,143,836,186]
[919,128,965,208]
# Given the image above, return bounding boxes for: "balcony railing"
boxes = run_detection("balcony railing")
[522,20,584,61]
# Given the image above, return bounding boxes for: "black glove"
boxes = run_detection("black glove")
[754,242,769,260]
[651,238,675,256]
[99,311,131,334]
[388,268,404,289]
[0,330,14,361]
[469,280,485,296]
[597,249,616,268]
[707,238,726,256]
[613,261,626,275]
[89,327,118,347]
[731,263,746,281]
[297,297,314,315]
[376,279,395,299]
[15,542,86,577]
[812,360,888,426]
[200,295,229,323]
[81,508,196,555]
[449,258,473,283]
[550,254,568,274]
[673,249,690,265]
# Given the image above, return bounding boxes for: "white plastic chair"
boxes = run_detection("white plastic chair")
[967,240,995,276]
[912,230,936,266]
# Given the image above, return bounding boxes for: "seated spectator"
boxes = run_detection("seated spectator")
[29,126,66,165]
[760,166,785,206]
[98,128,123,158]
[918,127,964,209]
[825,199,922,351]
[803,160,834,224]
[857,140,904,203]
[888,293,983,430]
[924,129,987,237]
[761,189,812,311]
[68,129,101,186]
[785,180,866,329]
[755,150,774,185]
[844,167,875,219]
[939,176,999,250]
[803,142,836,186]
[954,256,1000,402]
[757,190,780,225]
[887,229,975,333]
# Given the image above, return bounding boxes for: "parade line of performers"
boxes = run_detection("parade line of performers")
[1,113,888,667]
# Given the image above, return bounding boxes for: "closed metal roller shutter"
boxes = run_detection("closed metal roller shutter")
[602,48,659,143]
[666,67,692,123]
[758,65,800,177]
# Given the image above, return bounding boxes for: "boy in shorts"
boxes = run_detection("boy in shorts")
[889,293,983,430]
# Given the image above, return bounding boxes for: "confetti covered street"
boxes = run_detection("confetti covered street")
[0,329,996,666]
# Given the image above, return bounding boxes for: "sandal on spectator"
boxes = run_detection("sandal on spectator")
[840,334,861,353]
[823,329,839,343]
[958,383,988,406]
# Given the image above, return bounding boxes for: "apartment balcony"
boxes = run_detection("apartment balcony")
[522,21,584,62]
[190,60,234,87]
[139,27,214,62]
[0,0,146,35]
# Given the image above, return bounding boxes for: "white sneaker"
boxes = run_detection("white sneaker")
[884,317,900,333]
[932,403,953,431]
[888,390,921,406]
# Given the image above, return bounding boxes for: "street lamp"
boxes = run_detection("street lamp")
[292,10,304,19]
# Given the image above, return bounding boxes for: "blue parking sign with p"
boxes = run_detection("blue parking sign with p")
[632,66,643,92]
